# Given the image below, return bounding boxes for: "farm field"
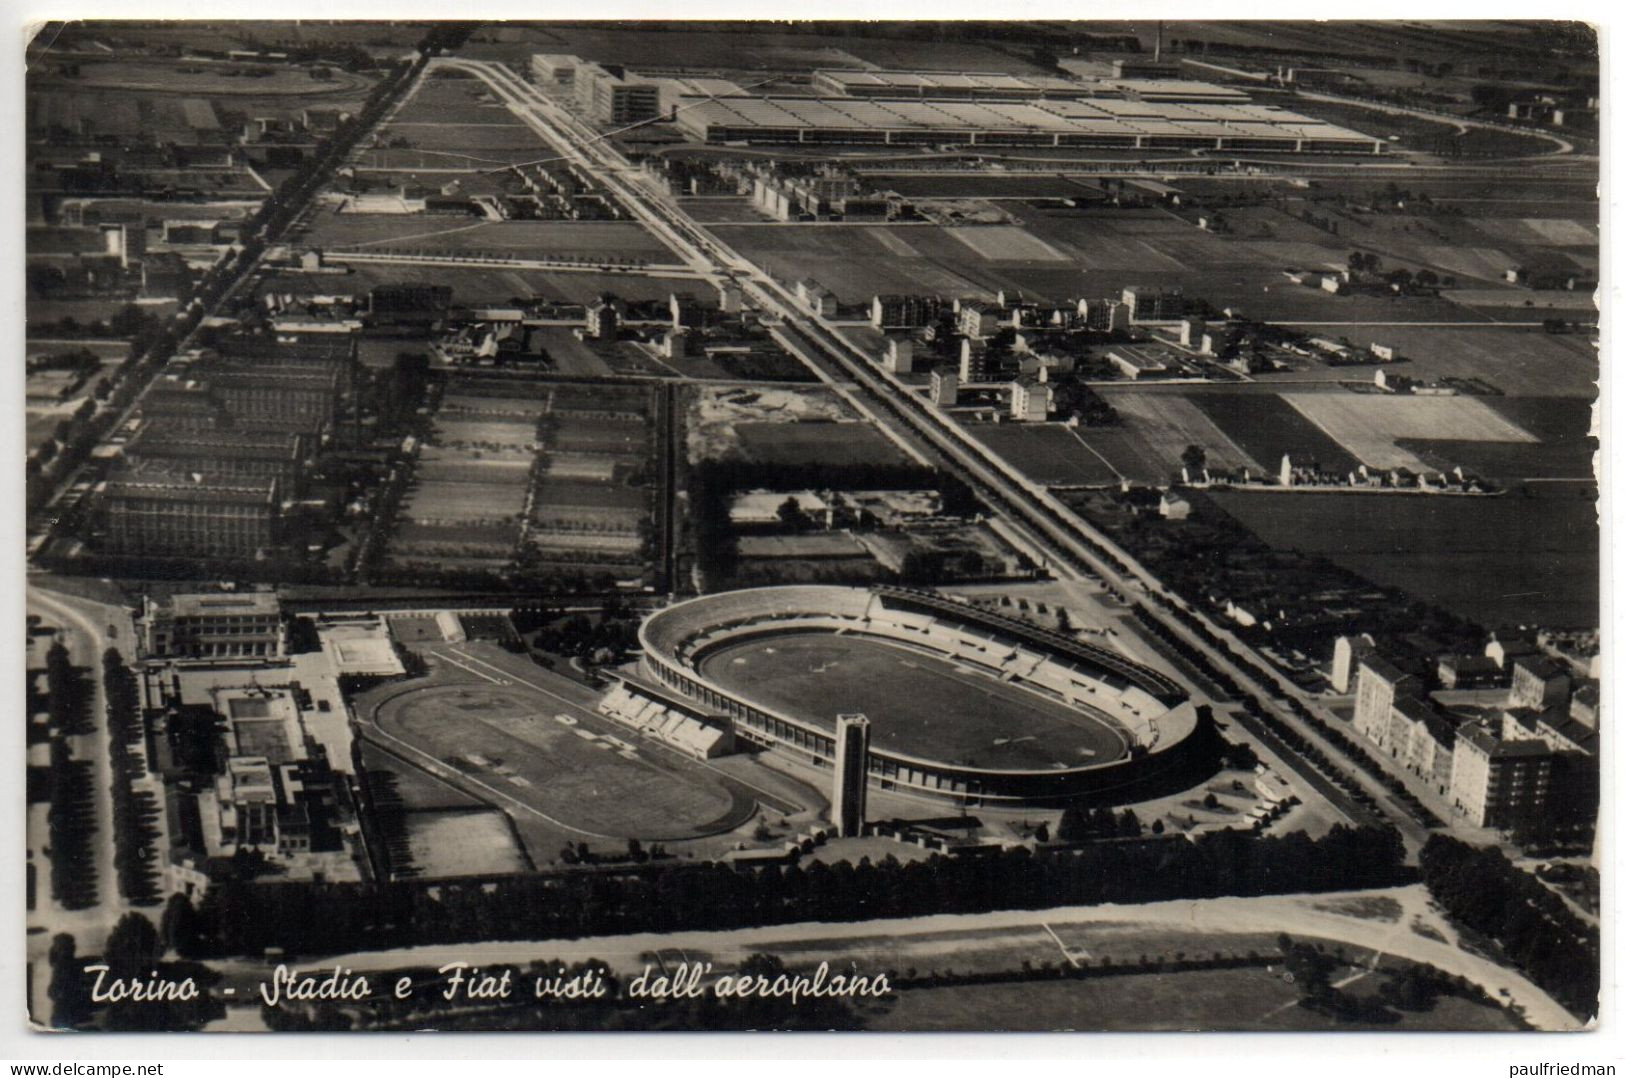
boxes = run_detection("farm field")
[378,122,550,155]
[301,210,678,261]
[943,226,1070,263]
[1208,486,1599,629]
[732,421,910,466]
[1103,392,1267,475]
[697,633,1130,769]
[1262,325,1598,399]
[966,423,1121,487]
[860,174,1110,199]
[1279,392,1538,473]
[467,23,1043,73]
[1186,391,1362,476]
[709,224,995,302]
[548,415,647,456]
[1397,396,1596,481]
[258,262,695,306]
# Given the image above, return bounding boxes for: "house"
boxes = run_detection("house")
[1157,492,1191,521]
[1009,380,1052,422]
[1436,653,1502,690]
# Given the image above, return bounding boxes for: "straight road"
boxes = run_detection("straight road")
[448,58,1434,848]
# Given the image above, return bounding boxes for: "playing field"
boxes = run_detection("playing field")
[696,633,1129,771]
[373,673,749,841]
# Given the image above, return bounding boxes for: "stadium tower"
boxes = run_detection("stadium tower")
[832,713,871,837]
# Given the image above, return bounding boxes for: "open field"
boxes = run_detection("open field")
[732,421,910,466]
[873,965,1521,1032]
[465,23,1044,73]
[1105,392,1267,475]
[1281,392,1537,473]
[1187,392,1362,476]
[862,175,1109,200]
[1208,485,1598,629]
[944,226,1070,263]
[432,418,535,450]
[399,479,528,522]
[548,415,647,456]
[697,633,1130,770]
[301,210,677,262]
[369,644,751,841]
[966,423,1121,487]
[1265,325,1597,399]
[404,810,531,878]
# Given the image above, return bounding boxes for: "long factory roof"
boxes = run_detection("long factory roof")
[675,94,1378,143]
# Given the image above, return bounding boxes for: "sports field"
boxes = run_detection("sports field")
[372,670,750,841]
[696,633,1129,771]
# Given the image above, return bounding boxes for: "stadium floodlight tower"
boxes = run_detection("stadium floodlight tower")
[832,713,871,838]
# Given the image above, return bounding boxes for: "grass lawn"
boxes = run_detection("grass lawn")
[872,965,1522,1031]
[696,633,1130,769]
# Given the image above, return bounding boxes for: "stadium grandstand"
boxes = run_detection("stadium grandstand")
[638,585,1218,806]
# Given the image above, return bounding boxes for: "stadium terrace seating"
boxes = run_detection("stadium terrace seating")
[598,680,732,760]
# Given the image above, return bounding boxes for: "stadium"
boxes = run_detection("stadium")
[638,585,1220,806]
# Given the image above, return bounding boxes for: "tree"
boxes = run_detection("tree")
[1180,444,1207,474]
[47,933,87,1029]
[105,911,162,970]
[776,496,812,532]
[160,893,202,959]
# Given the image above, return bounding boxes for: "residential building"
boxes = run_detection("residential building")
[586,297,620,340]
[1010,380,1052,421]
[1329,633,1375,693]
[1158,492,1191,521]
[882,336,914,374]
[1121,285,1184,322]
[929,369,958,407]
[1353,654,1420,746]
[1449,720,1555,829]
[871,293,939,330]
[1511,656,1572,710]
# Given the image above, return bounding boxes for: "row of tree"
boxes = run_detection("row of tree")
[103,648,161,905]
[157,824,1406,961]
[1419,835,1599,1022]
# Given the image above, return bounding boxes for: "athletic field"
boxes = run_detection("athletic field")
[696,633,1128,771]
[371,671,751,841]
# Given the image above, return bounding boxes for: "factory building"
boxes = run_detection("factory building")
[673,93,1381,152]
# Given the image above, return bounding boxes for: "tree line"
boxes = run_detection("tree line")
[104,648,161,905]
[1419,835,1599,1022]
[156,823,1406,961]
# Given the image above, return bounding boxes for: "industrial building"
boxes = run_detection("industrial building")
[97,469,281,560]
[811,69,1250,105]
[673,93,1380,151]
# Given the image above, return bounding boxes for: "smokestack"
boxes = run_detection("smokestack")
[1155,21,1163,62]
